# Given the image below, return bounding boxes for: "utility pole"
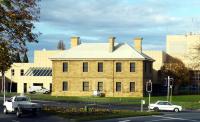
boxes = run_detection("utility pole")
[146,80,152,111]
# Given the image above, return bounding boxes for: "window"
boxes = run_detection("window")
[63,62,68,72]
[62,81,68,91]
[116,62,122,72]
[144,62,147,73]
[116,82,121,92]
[130,62,135,72]
[83,62,88,72]
[33,83,43,87]
[20,69,24,76]
[11,69,14,76]
[83,81,89,91]
[97,82,103,91]
[130,82,135,92]
[98,62,103,72]
[149,62,152,73]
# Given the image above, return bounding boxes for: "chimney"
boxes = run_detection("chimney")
[71,36,80,48]
[134,37,143,53]
[109,37,115,52]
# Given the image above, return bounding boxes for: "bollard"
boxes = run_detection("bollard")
[84,105,89,112]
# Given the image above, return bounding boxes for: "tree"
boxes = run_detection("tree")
[0,0,40,94]
[160,56,190,94]
[0,42,13,93]
[57,40,66,50]
[23,52,29,63]
[14,52,21,63]
[190,42,200,69]
[0,0,40,52]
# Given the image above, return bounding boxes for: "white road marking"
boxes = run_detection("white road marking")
[118,120,131,122]
[12,120,20,122]
[145,115,199,122]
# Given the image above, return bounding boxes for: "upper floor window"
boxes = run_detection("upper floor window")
[144,62,147,73]
[63,62,68,72]
[11,69,15,76]
[83,62,88,72]
[130,62,135,72]
[149,62,152,73]
[83,81,89,91]
[62,81,68,91]
[20,69,24,76]
[116,82,121,92]
[116,62,122,72]
[98,62,103,72]
[130,82,135,92]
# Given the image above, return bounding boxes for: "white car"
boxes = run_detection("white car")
[149,101,182,112]
[28,86,50,94]
[3,95,42,117]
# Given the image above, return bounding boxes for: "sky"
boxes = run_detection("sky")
[27,0,200,62]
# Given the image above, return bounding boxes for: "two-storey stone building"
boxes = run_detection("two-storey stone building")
[50,37,154,97]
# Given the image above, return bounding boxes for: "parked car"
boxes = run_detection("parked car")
[93,90,105,97]
[148,101,182,112]
[3,95,42,117]
[28,86,50,94]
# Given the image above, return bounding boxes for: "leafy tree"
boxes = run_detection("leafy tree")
[57,40,66,50]
[190,42,200,69]
[0,0,40,92]
[160,56,190,94]
[0,0,40,51]
[23,52,29,63]
[14,52,21,63]
[0,42,13,92]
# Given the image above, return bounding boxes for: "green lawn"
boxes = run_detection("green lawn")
[1,92,200,110]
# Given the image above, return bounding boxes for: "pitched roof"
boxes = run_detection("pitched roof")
[50,43,154,61]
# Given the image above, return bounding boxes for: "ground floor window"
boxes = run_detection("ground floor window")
[116,82,121,92]
[83,81,89,91]
[130,82,135,92]
[97,82,103,91]
[62,81,68,91]
[23,83,27,93]
[33,83,43,87]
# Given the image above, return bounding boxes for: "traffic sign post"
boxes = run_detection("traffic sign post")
[165,76,174,102]
[146,80,152,111]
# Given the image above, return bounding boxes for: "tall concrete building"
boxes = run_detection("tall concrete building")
[166,33,200,85]
[50,37,154,97]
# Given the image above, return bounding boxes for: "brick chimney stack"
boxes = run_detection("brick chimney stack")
[71,37,80,48]
[109,37,115,52]
[134,37,143,53]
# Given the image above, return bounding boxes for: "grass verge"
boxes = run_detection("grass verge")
[43,106,161,122]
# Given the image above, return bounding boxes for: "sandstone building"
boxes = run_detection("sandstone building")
[50,37,154,97]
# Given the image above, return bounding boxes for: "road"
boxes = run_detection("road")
[1,98,200,122]
[0,100,71,122]
[92,112,200,122]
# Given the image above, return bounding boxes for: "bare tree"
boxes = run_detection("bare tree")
[57,40,66,50]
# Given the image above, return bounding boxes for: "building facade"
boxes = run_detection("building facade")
[5,50,63,93]
[50,37,154,97]
[166,33,200,85]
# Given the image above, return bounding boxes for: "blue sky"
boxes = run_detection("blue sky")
[28,0,200,62]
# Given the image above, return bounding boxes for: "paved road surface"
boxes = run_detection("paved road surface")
[92,112,200,122]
